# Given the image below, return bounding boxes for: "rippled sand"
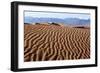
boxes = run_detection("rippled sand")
[24,24,90,62]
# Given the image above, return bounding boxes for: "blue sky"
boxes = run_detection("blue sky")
[24,11,90,19]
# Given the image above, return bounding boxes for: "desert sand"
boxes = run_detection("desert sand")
[24,24,90,62]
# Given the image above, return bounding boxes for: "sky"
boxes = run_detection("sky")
[24,11,90,20]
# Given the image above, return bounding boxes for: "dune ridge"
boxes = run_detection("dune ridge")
[24,24,90,62]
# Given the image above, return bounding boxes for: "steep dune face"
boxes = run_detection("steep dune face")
[24,24,90,62]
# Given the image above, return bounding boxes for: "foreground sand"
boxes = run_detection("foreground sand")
[24,24,90,62]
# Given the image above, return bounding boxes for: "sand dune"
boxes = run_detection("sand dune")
[24,24,90,62]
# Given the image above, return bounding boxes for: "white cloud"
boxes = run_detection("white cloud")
[24,11,90,19]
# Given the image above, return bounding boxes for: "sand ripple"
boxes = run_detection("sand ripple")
[24,24,90,62]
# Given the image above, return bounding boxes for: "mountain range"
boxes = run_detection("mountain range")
[24,16,90,26]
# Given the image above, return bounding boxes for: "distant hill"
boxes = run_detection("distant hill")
[24,17,90,26]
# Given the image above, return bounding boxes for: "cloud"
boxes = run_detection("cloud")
[24,11,90,20]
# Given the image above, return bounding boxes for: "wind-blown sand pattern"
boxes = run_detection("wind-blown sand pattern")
[24,24,90,62]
